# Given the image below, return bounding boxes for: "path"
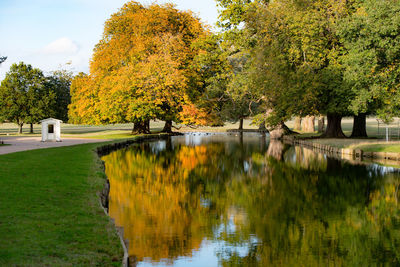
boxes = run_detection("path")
[0,136,110,155]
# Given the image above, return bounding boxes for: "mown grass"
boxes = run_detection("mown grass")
[0,142,123,266]
[353,143,400,153]
[0,120,259,137]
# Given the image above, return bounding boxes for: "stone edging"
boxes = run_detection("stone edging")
[283,135,400,161]
[95,133,179,267]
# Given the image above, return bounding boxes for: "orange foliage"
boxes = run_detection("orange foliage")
[102,144,216,263]
[69,1,210,125]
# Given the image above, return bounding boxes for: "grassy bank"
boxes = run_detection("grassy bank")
[352,143,400,153]
[0,142,123,266]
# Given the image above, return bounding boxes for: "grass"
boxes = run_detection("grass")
[0,142,123,266]
[291,117,400,153]
[352,143,400,153]
[0,120,260,138]
[1,116,400,265]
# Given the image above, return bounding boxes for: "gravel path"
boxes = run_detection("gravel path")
[0,136,110,155]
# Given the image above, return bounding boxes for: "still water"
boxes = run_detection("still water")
[102,133,400,266]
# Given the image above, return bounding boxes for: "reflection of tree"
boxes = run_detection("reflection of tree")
[266,140,285,160]
[218,155,400,266]
[102,144,220,264]
[102,138,400,266]
[286,146,327,171]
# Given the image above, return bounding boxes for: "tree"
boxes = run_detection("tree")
[339,0,400,136]
[191,33,259,129]
[0,62,55,134]
[0,56,6,65]
[215,0,267,130]
[242,0,356,138]
[69,2,208,133]
[46,70,72,122]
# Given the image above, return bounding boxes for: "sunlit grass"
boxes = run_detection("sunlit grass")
[0,142,123,266]
[352,143,400,153]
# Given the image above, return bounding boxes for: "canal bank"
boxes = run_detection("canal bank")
[283,135,400,166]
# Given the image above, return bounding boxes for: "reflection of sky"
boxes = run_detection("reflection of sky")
[137,205,259,267]
[180,133,268,147]
[137,230,258,267]
[138,240,219,267]
[149,141,167,154]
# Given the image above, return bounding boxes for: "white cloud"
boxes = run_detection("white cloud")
[43,37,79,55]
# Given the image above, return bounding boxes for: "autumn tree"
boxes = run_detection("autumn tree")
[0,62,55,134]
[69,2,208,133]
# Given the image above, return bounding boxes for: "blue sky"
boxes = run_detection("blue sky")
[0,0,219,79]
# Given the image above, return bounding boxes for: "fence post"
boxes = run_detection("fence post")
[377,119,380,138]
[386,125,389,142]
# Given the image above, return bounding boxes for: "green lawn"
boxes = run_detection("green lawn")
[0,142,123,266]
[0,120,259,137]
[353,143,400,153]
[0,117,400,266]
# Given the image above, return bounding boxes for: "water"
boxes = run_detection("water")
[102,133,400,266]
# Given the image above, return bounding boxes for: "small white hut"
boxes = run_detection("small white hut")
[41,118,62,142]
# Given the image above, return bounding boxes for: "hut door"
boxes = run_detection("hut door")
[48,124,55,140]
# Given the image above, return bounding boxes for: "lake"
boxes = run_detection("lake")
[102,133,400,266]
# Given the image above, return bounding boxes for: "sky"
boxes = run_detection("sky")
[0,0,220,79]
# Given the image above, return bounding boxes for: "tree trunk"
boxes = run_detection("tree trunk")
[146,120,150,133]
[267,140,284,160]
[162,120,173,133]
[18,123,23,134]
[258,121,267,132]
[350,113,368,138]
[322,114,346,138]
[294,117,302,131]
[302,115,315,132]
[30,123,34,134]
[132,120,151,134]
[238,118,244,130]
[268,122,295,139]
[318,115,325,133]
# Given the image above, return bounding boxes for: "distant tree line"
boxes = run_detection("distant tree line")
[0,62,72,134]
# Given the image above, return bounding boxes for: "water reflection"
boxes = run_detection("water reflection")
[102,133,400,266]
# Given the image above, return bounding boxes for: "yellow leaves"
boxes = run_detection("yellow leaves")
[102,146,214,261]
[69,1,208,125]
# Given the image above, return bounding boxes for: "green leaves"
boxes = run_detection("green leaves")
[339,0,400,120]
[0,62,56,127]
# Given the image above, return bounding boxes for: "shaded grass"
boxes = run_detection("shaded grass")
[0,143,123,266]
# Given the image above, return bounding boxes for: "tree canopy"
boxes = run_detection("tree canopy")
[0,62,56,133]
[339,0,400,123]
[69,1,210,133]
